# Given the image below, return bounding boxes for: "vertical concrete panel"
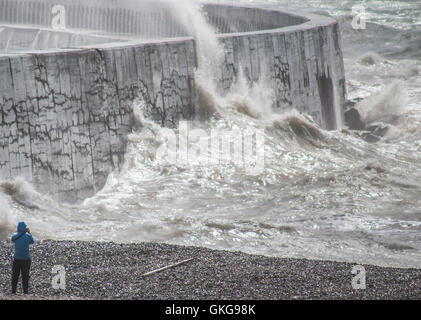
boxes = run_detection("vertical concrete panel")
[9,57,32,180]
[0,58,14,179]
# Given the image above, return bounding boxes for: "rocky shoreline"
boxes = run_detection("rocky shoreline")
[1,240,420,300]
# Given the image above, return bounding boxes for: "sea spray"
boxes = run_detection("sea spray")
[356,82,407,124]
[0,0,420,269]
[168,0,225,94]
[0,192,12,240]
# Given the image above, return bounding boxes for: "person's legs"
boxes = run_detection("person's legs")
[11,259,21,294]
[21,260,31,294]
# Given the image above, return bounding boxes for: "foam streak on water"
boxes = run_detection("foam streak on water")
[1,0,421,269]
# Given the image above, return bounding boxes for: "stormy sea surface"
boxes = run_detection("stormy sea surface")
[0,0,420,269]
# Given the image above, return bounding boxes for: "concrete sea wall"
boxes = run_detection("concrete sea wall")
[204,5,346,129]
[220,20,346,129]
[0,40,197,201]
[0,1,346,202]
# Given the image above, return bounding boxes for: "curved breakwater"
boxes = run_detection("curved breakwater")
[0,0,345,202]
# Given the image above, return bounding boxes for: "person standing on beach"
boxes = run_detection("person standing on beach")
[11,221,34,294]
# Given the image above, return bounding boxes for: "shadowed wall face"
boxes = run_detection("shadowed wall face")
[317,73,336,130]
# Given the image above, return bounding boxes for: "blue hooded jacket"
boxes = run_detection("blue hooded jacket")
[11,221,34,260]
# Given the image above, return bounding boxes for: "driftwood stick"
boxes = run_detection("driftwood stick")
[141,258,194,277]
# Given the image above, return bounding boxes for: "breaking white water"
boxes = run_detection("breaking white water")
[1,0,421,269]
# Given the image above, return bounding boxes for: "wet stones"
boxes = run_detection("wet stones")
[344,103,390,143]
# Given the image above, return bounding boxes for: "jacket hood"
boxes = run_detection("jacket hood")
[17,221,27,233]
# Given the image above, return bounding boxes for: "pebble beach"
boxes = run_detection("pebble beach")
[0,240,420,300]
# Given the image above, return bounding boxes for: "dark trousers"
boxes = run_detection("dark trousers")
[11,259,31,294]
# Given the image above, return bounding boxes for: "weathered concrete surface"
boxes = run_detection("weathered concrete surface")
[0,1,346,202]
[0,40,197,201]
[204,5,346,130]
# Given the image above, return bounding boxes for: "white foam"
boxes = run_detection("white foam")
[0,192,13,240]
[356,82,407,124]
